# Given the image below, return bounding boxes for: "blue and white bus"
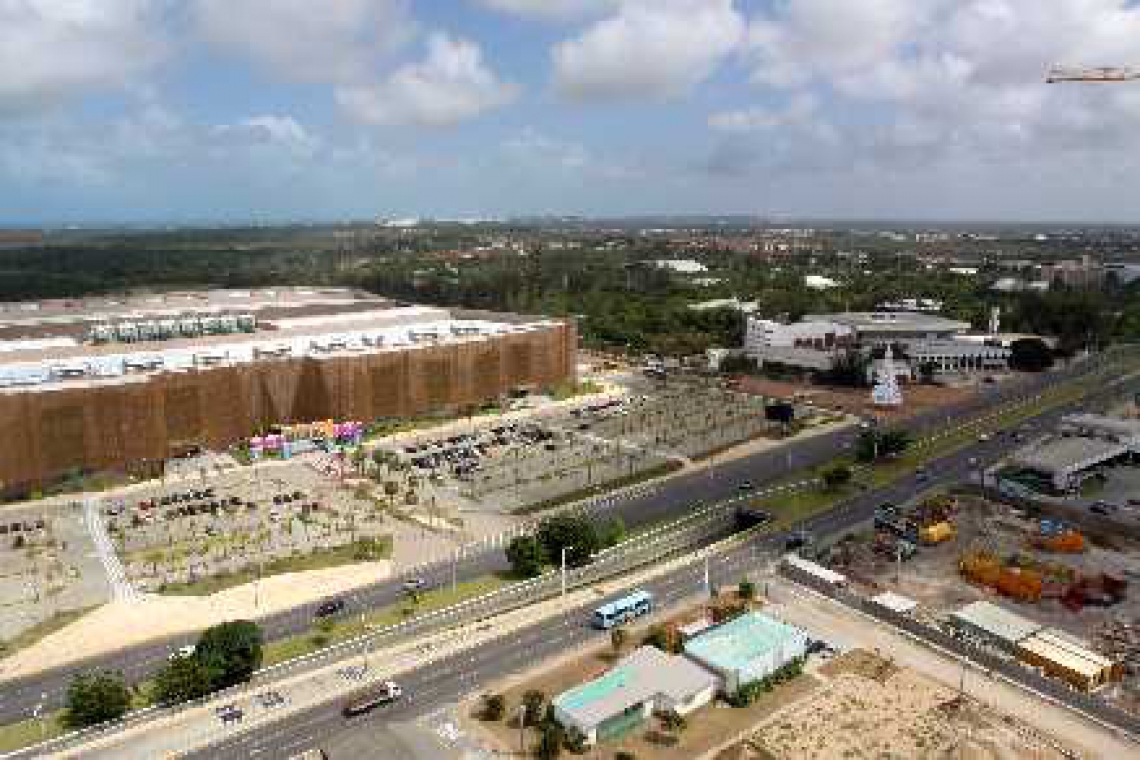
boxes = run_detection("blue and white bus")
[592,590,653,629]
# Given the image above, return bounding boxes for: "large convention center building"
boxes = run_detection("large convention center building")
[0,288,576,492]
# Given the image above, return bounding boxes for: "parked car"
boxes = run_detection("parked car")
[738,481,755,492]
[1090,501,1118,515]
[315,599,346,618]
[342,682,402,717]
[169,644,196,661]
[402,577,429,593]
[215,704,243,724]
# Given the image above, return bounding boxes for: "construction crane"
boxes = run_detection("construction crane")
[1046,65,1140,84]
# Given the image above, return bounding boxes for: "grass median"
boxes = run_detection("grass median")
[154,537,393,597]
[0,712,66,753]
[261,574,511,668]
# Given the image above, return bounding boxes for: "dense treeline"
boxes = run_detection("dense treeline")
[3,237,1140,355]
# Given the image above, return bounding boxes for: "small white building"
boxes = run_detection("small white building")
[553,646,718,745]
[683,613,810,694]
[805,274,840,290]
[651,259,707,274]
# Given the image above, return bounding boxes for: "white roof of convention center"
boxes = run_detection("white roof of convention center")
[804,312,970,334]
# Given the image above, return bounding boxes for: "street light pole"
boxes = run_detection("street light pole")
[561,546,569,598]
[517,704,527,755]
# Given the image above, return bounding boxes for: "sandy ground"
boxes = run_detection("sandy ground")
[736,375,977,422]
[0,559,390,681]
[754,658,1078,759]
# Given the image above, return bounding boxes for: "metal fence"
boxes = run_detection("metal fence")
[779,562,1140,742]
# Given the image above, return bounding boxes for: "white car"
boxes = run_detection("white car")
[170,644,196,661]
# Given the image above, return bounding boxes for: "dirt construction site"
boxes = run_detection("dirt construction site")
[818,492,1140,715]
[735,649,1078,760]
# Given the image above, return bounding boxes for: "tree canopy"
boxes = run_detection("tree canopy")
[64,670,131,728]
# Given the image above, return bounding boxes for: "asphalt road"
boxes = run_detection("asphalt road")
[184,398,1044,760]
[0,358,1108,724]
[193,359,1140,760]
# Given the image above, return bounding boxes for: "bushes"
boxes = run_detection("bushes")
[506,536,546,578]
[64,670,131,728]
[727,657,806,707]
[642,624,681,654]
[522,689,546,727]
[481,693,506,722]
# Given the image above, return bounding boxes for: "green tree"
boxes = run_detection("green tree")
[505,535,546,578]
[816,350,870,388]
[481,693,506,722]
[195,620,263,691]
[536,722,564,759]
[151,655,214,706]
[64,670,131,728]
[1009,337,1055,372]
[821,464,853,491]
[598,516,626,549]
[660,709,687,733]
[522,689,546,727]
[738,579,756,605]
[535,514,600,568]
[610,627,627,654]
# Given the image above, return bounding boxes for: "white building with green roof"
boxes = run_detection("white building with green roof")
[551,645,718,745]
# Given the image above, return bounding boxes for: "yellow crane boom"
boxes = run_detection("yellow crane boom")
[1046,65,1140,83]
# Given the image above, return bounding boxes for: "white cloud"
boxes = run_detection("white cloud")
[477,0,616,21]
[194,0,413,83]
[552,0,744,101]
[733,0,1140,168]
[0,0,167,113]
[212,115,320,157]
[709,94,820,132]
[337,33,517,127]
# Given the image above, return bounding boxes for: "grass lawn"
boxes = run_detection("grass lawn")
[0,711,65,753]
[261,574,510,668]
[155,536,392,597]
[0,606,99,658]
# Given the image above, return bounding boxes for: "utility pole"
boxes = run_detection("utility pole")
[561,546,571,598]
[517,704,527,754]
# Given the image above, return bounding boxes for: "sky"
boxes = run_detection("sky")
[3,0,1140,225]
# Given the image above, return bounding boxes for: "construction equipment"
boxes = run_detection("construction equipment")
[920,521,956,545]
[1046,65,1140,84]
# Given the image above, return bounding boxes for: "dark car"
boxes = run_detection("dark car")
[784,531,812,551]
[738,481,755,492]
[215,704,244,724]
[342,682,402,717]
[315,599,346,618]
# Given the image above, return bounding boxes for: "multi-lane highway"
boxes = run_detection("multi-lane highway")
[0,356,1114,726]
[189,363,1134,760]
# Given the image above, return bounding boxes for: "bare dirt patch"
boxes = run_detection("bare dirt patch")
[735,376,976,422]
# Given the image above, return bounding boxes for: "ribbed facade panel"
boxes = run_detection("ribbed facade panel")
[0,320,575,490]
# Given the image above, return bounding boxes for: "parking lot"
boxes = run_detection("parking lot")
[107,462,393,592]
[373,380,792,512]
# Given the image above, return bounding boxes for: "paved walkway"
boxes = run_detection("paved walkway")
[81,499,137,603]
